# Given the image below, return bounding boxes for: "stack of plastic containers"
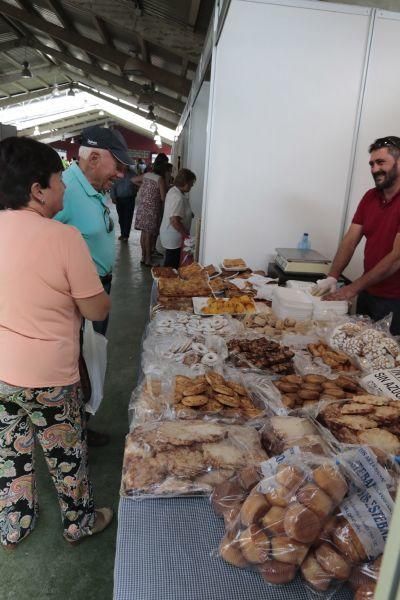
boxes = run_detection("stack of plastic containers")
[310,295,348,319]
[272,287,313,321]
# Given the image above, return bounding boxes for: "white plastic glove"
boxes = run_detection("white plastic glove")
[312,276,337,297]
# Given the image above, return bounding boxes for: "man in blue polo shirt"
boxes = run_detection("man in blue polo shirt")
[55,126,131,333]
[55,126,131,445]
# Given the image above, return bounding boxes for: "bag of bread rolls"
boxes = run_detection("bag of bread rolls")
[217,450,349,586]
[302,467,392,596]
[349,555,381,600]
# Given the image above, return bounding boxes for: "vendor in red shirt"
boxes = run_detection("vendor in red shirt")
[315,136,400,334]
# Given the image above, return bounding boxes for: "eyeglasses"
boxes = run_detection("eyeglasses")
[103,205,114,233]
[372,136,400,151]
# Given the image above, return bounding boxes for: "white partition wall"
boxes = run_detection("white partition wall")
[342,10,400,281]
[186,82,210,218]
[200,0,372,269]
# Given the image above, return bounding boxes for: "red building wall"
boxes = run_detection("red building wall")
[51,125,171,163]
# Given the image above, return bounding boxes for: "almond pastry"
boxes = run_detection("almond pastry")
[312,464,348,504]
[297,483,333,519]
[260,506,286,536]
[181,394,209,407]
[301,552,332,591]
[240,493,270,527]
[315,542,351,580]
[239,525,271,563]
[258,560,296,584]
[283,502,321,543]
[219,530,247,567]
[271,536,309,565]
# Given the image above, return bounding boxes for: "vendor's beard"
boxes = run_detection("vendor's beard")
[374,164,398,190]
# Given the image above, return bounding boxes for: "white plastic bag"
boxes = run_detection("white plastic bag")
[82,321,108,415]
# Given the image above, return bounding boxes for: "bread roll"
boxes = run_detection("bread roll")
[276,465,304,490]
[315,542,351,580]
[238,466,261,491]
[212,479,246,516]
[301,552,332,591]
[240,493,270,527]
[265,485,291,508]
[355,583,376,600]
[222,504,241,530]
[331,519,367,563]
[297,483,333,519]
[312,464,348,503]
[239,524,270,564]
[284,502,321,543]
[260,506,286,536]
[219,530,247,567]
[258,560,296,584]
[271,536,309,565]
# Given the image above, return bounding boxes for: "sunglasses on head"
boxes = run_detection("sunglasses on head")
[373,136,400,151]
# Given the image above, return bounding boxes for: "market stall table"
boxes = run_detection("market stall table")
[113,496,353,600]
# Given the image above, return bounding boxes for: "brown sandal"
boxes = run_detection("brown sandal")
[64,507,114,545]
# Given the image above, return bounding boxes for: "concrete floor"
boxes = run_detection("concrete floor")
[0,221,153,600]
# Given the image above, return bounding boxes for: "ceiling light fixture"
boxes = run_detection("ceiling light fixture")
[52,83,60,97]
[33,125,40,135]
[147,104,156,121]
[67,85,75,97]
[99,110,105,116]
[123,47,144,78]
[21,60,32,78]
[70,137,75,144]
[149,120,157,132]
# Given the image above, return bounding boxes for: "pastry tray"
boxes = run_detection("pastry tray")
[192,296,257,316]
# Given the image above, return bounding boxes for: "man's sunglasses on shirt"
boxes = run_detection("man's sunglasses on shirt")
[103,205,114,233]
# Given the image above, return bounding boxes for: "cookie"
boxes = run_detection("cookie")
[212,383,235,397]
[181,394,209,407]
[215,393,240,408]
[352,395,388,406]
[182,382,208,396]
[205,372,225,387]
[227,381,248,396]
[341,403,374,415]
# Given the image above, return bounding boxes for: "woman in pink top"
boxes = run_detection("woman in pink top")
[0,137,112,549]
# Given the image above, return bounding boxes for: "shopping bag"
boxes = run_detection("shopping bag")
[82,320,108,415]
[180,235,195,266]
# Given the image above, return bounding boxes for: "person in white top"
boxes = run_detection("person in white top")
[160,168,196,268]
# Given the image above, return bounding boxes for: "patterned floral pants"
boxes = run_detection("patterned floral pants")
[0,383,95,547]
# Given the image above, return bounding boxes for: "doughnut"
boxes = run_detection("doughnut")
[201,352,219,366]
[191,342,208,355]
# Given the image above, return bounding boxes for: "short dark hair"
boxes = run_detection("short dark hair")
[0,137,63,209]
[174,168,196,188]
[154,152,168,164]
[153,161,169,176]
[369,136,400,159]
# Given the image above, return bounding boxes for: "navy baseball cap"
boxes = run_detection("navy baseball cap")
[80,126,132,166]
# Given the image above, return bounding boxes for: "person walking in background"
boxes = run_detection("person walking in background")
[110,167,138,241]
[160,168,196,268]
[134,160,168,266]
[0,137,113,549]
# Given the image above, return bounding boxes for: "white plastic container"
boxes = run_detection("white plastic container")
[286,280,316,292]
[311,295,348,319]
[272,287,313,321]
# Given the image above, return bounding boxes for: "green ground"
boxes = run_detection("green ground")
[0,223,152,600]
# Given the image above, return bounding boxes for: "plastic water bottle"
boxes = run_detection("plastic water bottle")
[297,233,311,250]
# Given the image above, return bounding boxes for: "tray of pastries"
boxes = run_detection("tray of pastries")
[121,420,268,497]
[319,394,400,455]
[228,337,295,375]
[273,374,365,410]
[158,276,212,298]
[222,258,249,272]
[173,372,265,421]
[194,295,256,315]
[151,266,178,280]
[307,341,358,373]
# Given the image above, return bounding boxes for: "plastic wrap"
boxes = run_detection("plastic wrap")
[260,416,336,457]
[328,315,400,373]
[348,556,381,600]
[216,451,349,590]
[148,310,245,338]
[227,335,296,375]
[317,394,400,457]
[142,331,228,375]
[130,368,269,425]
[303,449,393,597]
[272,373,365,412]
[120,420,268,498]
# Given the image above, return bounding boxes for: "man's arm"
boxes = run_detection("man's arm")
[170,216,189,237]
[326,232,400,301]
[328,223,363,279]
